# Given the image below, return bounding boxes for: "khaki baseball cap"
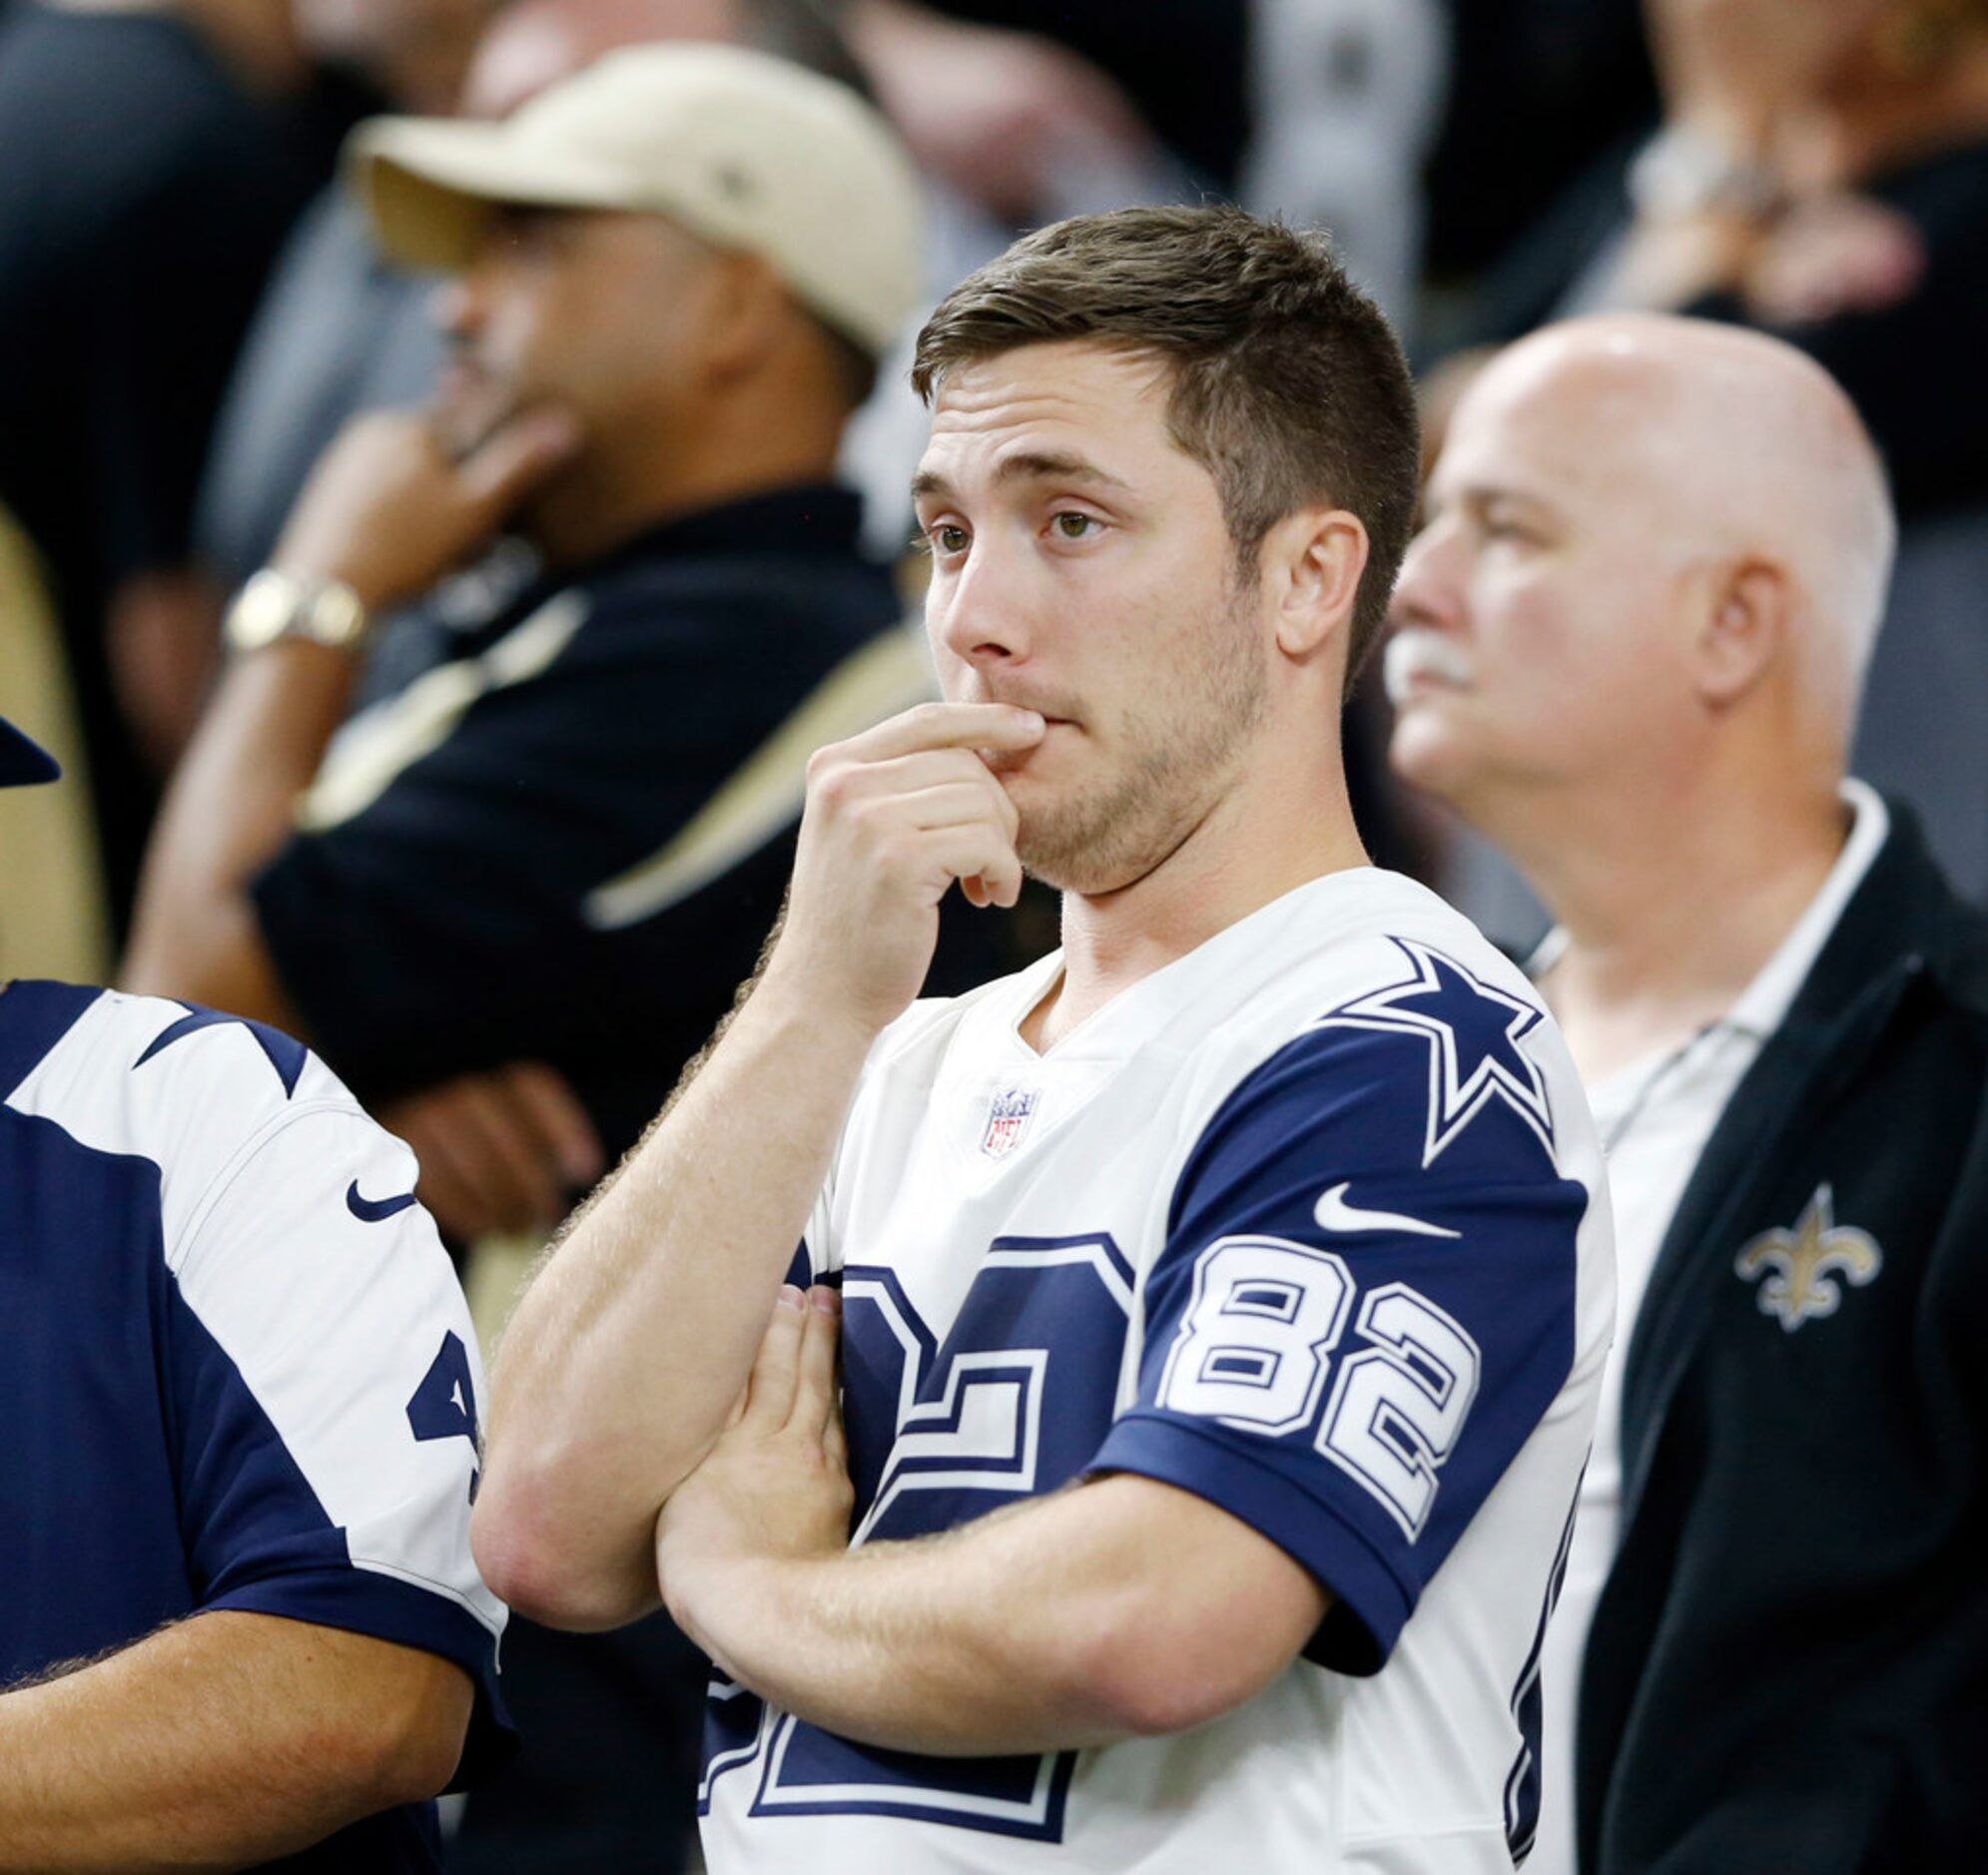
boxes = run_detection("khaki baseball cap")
[346,43,924,359]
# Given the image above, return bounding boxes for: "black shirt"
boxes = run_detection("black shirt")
[253,484,920,1164]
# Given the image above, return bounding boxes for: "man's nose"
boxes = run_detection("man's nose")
[1389,524,1464,635]
[429,272,482,341]
[931,535,1032,670]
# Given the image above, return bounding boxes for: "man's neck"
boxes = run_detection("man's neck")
[1020,758,1369,1054]
[527,417,844,570]
[1518,780,1850,1085]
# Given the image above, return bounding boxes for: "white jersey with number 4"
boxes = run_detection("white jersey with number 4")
[699,868,1615,1872]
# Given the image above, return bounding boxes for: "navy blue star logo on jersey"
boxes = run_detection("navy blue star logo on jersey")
[134,1003,309,1099]
[1316,938,1555,1165]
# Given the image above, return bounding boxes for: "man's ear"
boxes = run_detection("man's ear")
[1691,557,1789,707]
[696,251,790,384]
[1262,507,1369,660]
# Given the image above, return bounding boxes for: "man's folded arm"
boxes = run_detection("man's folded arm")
[475,701,1044,1632]
[0,1610,471,1874]
[664,1473,1332,1756]
[470,974,874,1632]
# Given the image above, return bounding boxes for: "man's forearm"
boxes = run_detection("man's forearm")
[121,641,352,1022]
[661,1476,1329,1757]
[123,401,578,1016]
[479,699,1043,1626]
[0,1611,471,1873]
[474,976,879,1627]
[667,1496,1133,1756]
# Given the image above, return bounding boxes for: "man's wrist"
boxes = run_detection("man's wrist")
[659,1542,788,1669]
[1630,124,1783,225]
[747,962,894,1061]
[223,568,372,658]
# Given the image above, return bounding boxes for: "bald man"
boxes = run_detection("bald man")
[1389,313,1988,1875]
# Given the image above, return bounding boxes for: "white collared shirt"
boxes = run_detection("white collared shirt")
[1524,780,1888,1875]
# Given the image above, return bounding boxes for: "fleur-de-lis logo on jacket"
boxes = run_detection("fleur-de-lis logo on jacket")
[1733,1184,1882,1332]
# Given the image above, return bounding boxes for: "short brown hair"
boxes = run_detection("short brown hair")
[912,205,1420,695]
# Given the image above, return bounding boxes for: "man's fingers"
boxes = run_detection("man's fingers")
[816,749,1022,842]
[394,1085,543,1236]
[740,1286,808,1430]
[792,1286,842,1439]
[925,826,1023,904]
[891,779,1022,839]
[822,1397,849,1475]
[448,1076,565,1227]
[961,854,1025,910]
[499,1061,606,1189]
[400,1118,501,1243]
[456,404,583,512]
[836,702,1043,765]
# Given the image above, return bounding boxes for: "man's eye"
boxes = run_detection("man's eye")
[1052,512,1097,540]
[931,523,970,555]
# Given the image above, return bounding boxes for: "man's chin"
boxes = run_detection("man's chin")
[1014,805,1184,900]
[1386,717,1476,809]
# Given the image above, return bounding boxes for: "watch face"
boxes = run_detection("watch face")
[313,581,367,648]
[225,572,366,652]
[227,573,298,652]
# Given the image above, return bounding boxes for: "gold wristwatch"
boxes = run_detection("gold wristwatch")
[223,568,370,655]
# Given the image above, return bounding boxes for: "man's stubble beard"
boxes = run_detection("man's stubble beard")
[1014,584,1268,896]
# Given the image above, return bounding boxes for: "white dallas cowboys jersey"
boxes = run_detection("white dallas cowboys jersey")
[0,982,506,1851]
[700,869,1614,1872]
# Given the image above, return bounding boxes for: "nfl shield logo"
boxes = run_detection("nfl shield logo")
[980,1086,1037,1160]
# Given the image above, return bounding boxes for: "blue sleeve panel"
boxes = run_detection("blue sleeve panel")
[163,1271,512,1782]
[1088,1001,1589,1675]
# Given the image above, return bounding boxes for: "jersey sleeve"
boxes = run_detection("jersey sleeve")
[163,1093,510,1777]
[1085,1005,1591,1675]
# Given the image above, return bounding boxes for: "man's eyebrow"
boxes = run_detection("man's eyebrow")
[910,451,1131,505]
[1429,478,1558,519]
[992,449,1130,490]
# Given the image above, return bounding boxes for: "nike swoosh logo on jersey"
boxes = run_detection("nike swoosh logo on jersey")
[1313,1182,1460,1239]
[346,1180,418,1223]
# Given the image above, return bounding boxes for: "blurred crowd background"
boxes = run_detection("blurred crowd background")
[7,0,1986,993]
[1,0,1984,1866]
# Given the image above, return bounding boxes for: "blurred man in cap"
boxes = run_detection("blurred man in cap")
[129,39,925,1255]
[0,707,505,1869]
[126,43,936,1869]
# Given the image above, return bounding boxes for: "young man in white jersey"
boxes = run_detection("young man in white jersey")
[1387,314,1988,1874]
[475,205,1616,1871]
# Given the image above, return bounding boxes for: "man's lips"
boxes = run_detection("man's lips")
[976,715,1076,775]
[1382,632,1473,707]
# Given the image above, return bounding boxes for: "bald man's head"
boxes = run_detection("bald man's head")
[1486,315,1894,698]
[1388,314,1894,819]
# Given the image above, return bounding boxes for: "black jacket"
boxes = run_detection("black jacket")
[1578,805,1988,1872]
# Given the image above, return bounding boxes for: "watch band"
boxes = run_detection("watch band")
[224,568,370,656]
[1628,127,1782,224]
